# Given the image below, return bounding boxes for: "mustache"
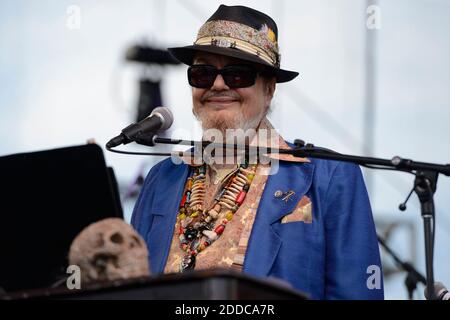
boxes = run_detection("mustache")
[200,91,241,103]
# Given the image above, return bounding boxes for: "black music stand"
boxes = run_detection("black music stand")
[0,144,122,293]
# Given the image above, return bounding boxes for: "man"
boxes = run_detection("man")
[131,5,384,300]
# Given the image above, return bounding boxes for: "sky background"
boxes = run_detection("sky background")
[1,0,449,299]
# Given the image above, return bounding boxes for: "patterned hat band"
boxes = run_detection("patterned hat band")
[194,36,278,67]
[195,20,280,68]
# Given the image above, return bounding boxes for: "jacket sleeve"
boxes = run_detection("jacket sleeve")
[323,162,384,300]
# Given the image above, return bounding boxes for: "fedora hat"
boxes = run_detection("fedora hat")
[168,5,299,83]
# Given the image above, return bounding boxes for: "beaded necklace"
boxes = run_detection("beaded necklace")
[177,161,257,272]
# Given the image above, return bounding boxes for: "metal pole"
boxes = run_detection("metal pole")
[364,0,378,193]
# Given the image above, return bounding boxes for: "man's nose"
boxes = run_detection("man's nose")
[211,74,230,91]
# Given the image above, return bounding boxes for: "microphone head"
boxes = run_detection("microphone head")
[150,106,174,131]
[424,282,448,300]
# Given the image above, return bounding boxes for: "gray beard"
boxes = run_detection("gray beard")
[193,107,268,142]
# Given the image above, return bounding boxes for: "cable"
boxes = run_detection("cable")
[106,146,174,157]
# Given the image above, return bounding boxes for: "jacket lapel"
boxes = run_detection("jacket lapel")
[146,161,190,273]
[243,160,314,276]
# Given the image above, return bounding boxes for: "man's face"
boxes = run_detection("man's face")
[191,52,276,135]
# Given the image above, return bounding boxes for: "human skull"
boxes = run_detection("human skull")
[68,218,150,284]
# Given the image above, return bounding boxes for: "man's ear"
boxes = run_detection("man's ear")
[266,77,276,99]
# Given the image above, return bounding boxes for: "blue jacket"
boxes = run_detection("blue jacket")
[131,153,384,300]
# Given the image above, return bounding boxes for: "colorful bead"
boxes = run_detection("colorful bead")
[202,230,218,241]
[240,168,253,175]
[221,198,235,206]
[226,211,234,221]
[215,188,226,201]
[237,173,248,181]
[191,211,199,218]
[228,186,241,194]
[235,176,247,185]
[181,216,193,228]
[192,238,201,250]
[236,190,247,205]
[187,178,193,190]
[208,209,219,219]
[190,199,202,207]
[195,172,205,179]
[223,194,236,202]
[185,227,198,241]
[219,201,233,210]
[191,185,205,193]
[180,194,187,207]
[214,224,225,235]
[247,173,255,183]
[193,222,202,229]
[180,254,196,271]
[179,213,186,220]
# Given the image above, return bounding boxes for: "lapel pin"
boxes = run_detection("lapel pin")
[274,190,284,198]
[274,190,295,202]
[282,190,295,202]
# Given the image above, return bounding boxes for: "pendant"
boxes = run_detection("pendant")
[184,226,198,241]
[180,253,196,272]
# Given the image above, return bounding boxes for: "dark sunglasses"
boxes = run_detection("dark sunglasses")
[187,64,259,89]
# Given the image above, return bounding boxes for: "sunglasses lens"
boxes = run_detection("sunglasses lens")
[188,65,217,88]
[188,65,258,88]
[222,66,257,88]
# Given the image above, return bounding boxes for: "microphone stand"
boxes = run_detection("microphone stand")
[377,234,427,299]
[107,135,450,300]
[284,142,443,301]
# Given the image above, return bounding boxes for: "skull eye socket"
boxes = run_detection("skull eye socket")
[130,235,142,249]
[110,232,124,244]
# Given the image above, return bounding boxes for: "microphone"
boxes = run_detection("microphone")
[424,282,450,300]
[106,107,173,148]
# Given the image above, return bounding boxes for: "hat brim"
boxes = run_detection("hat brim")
[168,45,299,83]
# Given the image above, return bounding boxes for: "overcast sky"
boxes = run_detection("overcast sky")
[1,0,449,299]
